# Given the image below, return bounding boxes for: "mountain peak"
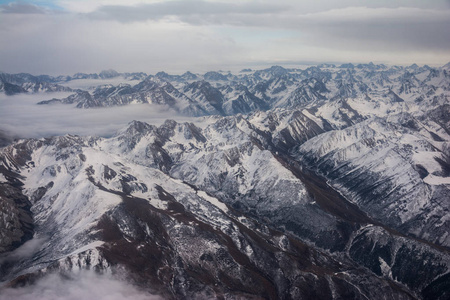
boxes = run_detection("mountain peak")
[99,69,120,79]
[203,71,228,81]
[339,63,355,68]
[181,71,198,80]
[442,62,450,69]
[123,120,154,135]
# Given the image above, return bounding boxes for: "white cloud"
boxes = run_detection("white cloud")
[0,271,162,300]
[0,237,47,264]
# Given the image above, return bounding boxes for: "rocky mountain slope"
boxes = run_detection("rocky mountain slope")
[0,63,449,299]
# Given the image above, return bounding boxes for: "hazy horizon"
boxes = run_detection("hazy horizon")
[2,60,449,78]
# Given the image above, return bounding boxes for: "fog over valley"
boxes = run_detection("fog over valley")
[0,92,194,140]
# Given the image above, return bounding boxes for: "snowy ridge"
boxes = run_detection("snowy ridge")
[297,117,450,247]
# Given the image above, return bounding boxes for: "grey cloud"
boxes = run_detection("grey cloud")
[159,6,450,53]
[0,11,242,76]
[0,3,48,14]
[86,0,450,24]
[88,0,289,23]
[0,1,449,76]
[304,21,450,52]
[296,8,450,53]
[86,2,450,53]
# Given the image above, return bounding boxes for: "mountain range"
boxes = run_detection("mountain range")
[0,63,449,299]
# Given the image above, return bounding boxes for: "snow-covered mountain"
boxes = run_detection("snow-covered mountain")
[0,73,73,95]
[1,63,449,299]
[25,63,448,121]
[4,63,449,120]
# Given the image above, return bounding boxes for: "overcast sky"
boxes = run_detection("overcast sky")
[0,0,449,75]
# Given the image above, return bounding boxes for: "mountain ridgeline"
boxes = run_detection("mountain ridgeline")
[0,63,447,119]
[0,63,449,299]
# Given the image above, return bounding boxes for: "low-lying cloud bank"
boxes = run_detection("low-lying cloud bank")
[0,92,194,141]
[0,271,162,300]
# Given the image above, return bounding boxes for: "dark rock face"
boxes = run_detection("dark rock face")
[95,192,415,300]
[183,81,226,115]
[0,81,27,95]
[0,165,33,254]
[0,190,33,253]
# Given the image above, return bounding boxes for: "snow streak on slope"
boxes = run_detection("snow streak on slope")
[297,118,450,247]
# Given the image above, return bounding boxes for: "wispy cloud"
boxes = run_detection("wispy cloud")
[0,236,47,264]
[0,271,162,300]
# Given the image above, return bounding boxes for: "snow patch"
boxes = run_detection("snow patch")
[379,257,392,278]
[68,241,105,257]
[0,173,7,183]
[423,175,450,185]
[197,190,228,213]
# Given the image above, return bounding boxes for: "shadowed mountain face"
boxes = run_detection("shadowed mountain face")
[0,63,449,299]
